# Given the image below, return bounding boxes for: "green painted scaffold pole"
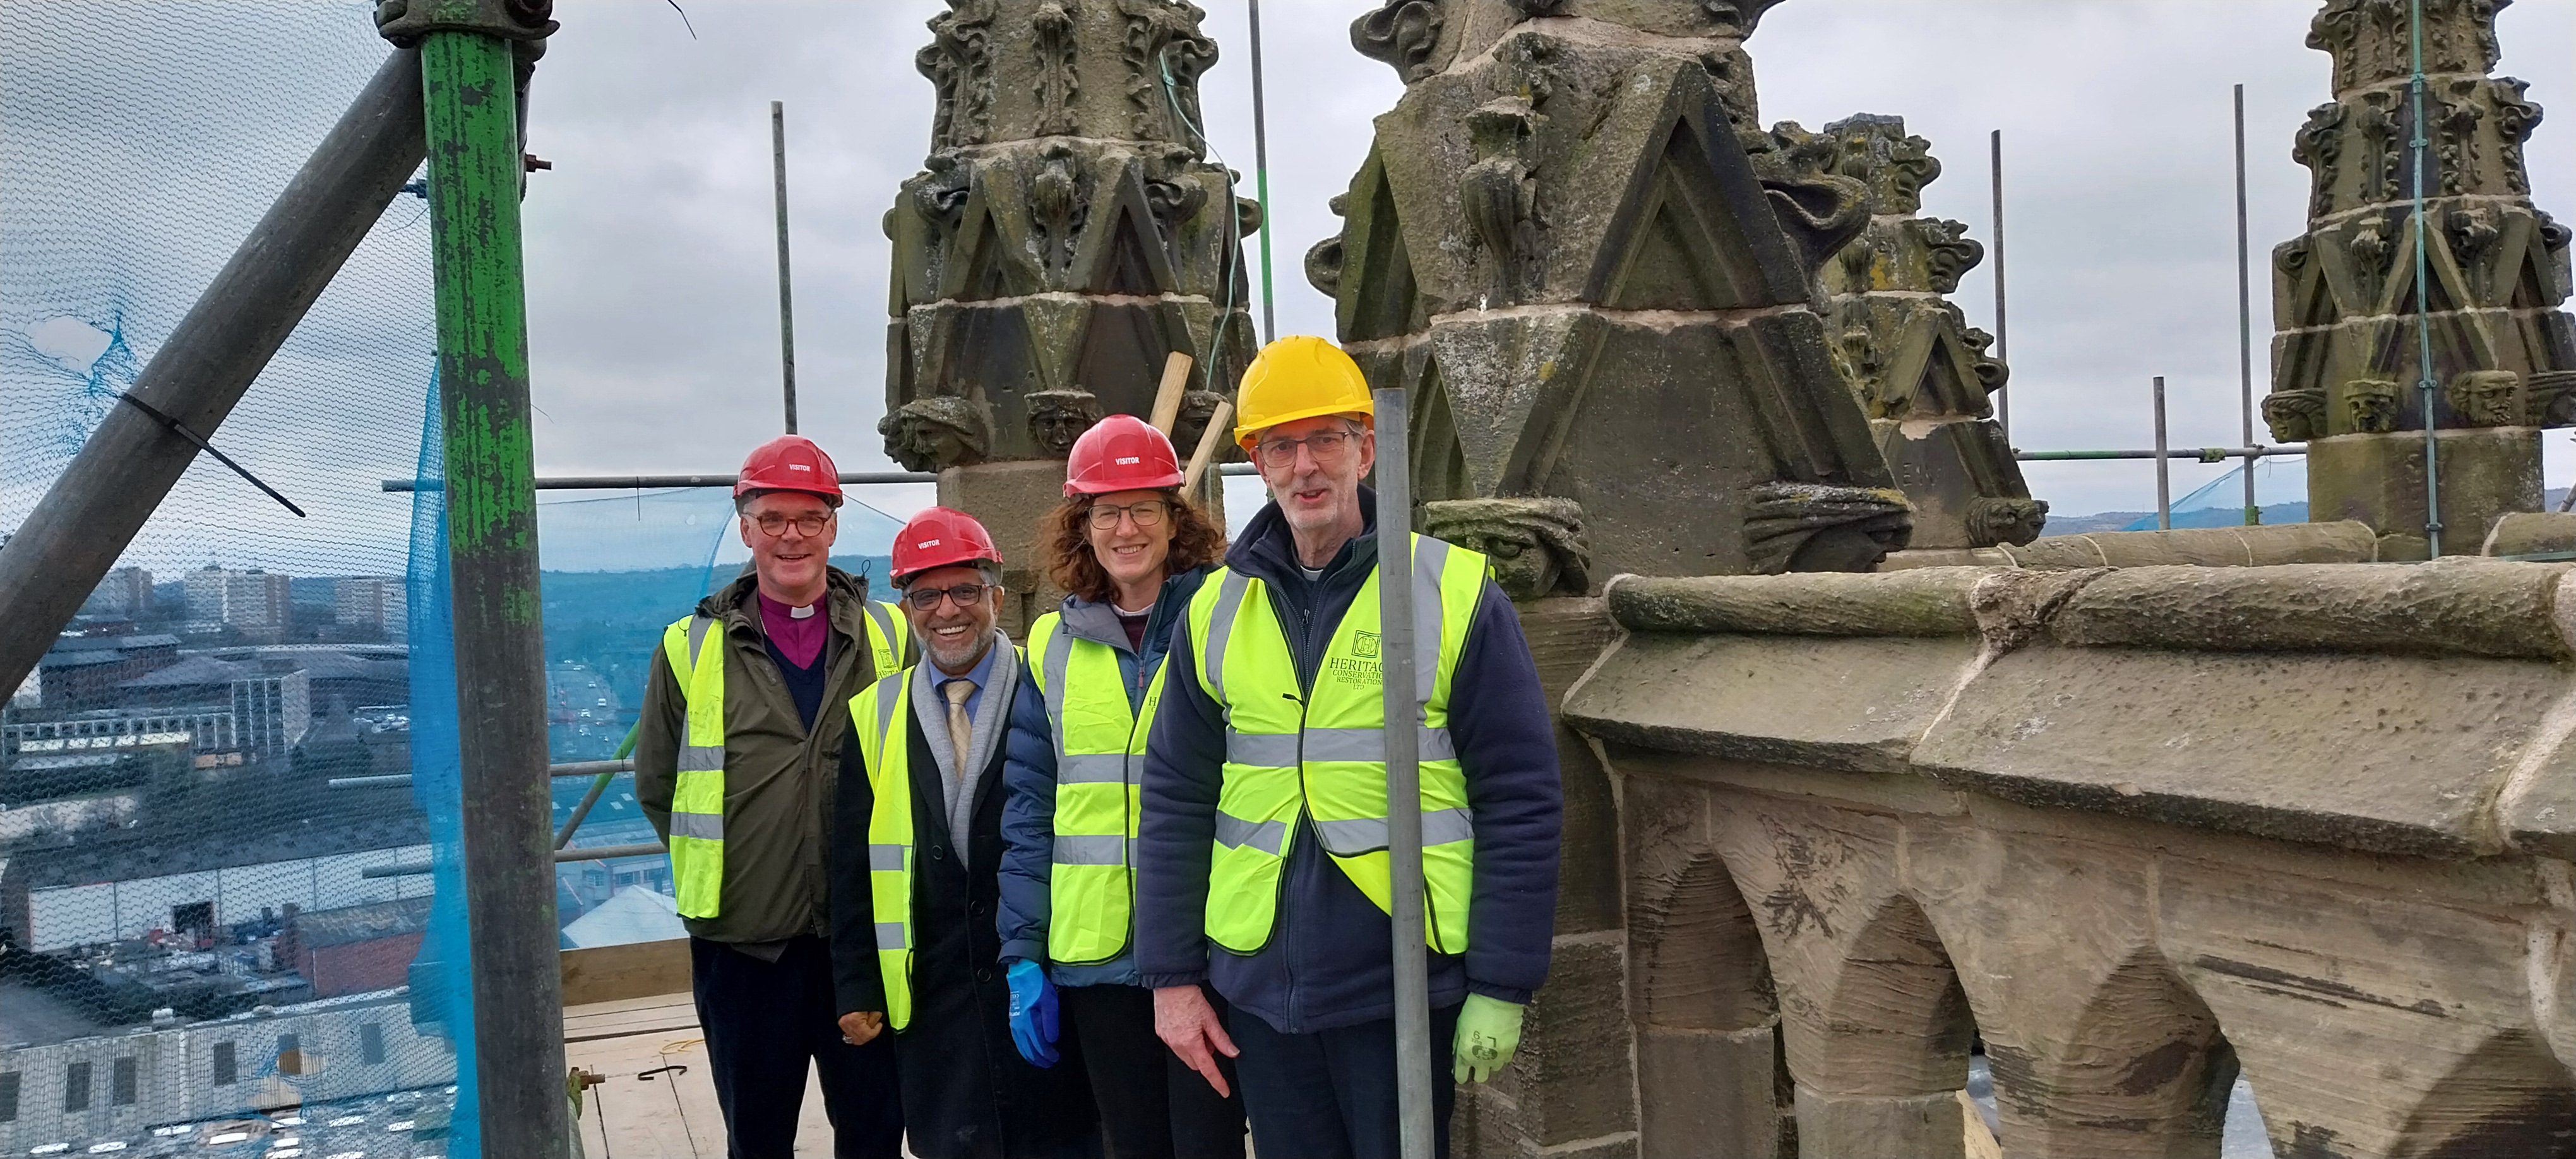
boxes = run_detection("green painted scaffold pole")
[384,0,569,1151]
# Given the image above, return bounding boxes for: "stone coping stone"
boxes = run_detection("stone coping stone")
[2050,561,2573,660]
[1911,644,2568,859]
[1877,521,2379,571]
[1605,568,1989,638]
[1562,631,1984,775]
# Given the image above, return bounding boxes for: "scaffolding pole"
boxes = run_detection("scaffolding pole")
[2235,83,2259,525]
[1246,0,1277,343]
[406,8,571,1151]
[773,99,799,434]
[2407,0,2444,555]
[1373,386,1434,1159]
[2154,376,2172,529]
[1991,129,2010,441]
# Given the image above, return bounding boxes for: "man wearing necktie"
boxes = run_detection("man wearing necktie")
[830,506,1102,1158]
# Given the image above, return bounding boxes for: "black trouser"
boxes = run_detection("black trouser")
[691,935,902,1158]
[1060,983,1246,1159]
[1226,1002,1461,1159]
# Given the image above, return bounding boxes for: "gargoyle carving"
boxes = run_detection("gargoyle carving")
[1026,389,1104,456]
[2263,387,2329,442]
[1421,497,1590,600]
[1965,497,2049,549]
[880,396,993,473]
[1743,482,1913,574]
[1352,0,1444,84]
[1916,218,1982,295]
[1171,390,1232,462]
[2446,370,2523,427]
[1462,96,1542,301]
[2528,371,2576,427]
[2344,378,2403,434]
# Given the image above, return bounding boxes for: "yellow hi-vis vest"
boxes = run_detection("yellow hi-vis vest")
[847,650,1022,1031]
[659,615,730,918]
[1027,612,1169,965]
[862,600,912,678]
[1185,534,1487,956]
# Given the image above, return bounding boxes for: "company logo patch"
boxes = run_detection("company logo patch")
[1353,631,1380,659]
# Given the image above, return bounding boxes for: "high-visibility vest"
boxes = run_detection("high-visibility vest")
[1026,612,1169,965]
[847,650,1022,1031]
[1184,534,1487,956]
[862,600,912,678]
[659,614,729,918]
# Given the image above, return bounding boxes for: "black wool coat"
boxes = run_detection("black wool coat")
[830,687,1102,1159]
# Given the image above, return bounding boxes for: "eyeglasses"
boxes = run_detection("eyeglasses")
[749,511,833,538]
[1087,499,1170,530]
[903,581,991,610]
[1254,428,1359,470]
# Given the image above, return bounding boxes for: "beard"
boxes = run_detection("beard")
[922,624,993,674]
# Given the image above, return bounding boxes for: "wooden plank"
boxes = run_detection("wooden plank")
[559,937,693,1007]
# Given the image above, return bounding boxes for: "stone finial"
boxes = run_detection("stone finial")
[1743,483,1914,574]
[1422,497,1592,600]
[890,0,1255,471]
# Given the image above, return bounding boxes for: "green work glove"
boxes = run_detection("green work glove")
[1452,994,1525,1085]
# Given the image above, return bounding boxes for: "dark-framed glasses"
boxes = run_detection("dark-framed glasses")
[1254,428,1357,470]
[903,581,991,610]
[751,511,833,538]
[1087,499,1171,530]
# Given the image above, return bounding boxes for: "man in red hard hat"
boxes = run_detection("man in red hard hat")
[831,507,1102,1157]
[636,434,903,1158]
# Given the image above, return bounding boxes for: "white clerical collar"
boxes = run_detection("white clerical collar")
[788,602,816,619]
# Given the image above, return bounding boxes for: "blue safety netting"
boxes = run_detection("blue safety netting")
[2120,456,2311,530]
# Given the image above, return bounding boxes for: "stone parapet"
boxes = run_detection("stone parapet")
[1569,556,2576,1156]
[1878,520,2382,571]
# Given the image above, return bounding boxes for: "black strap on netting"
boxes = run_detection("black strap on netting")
[117,391,307,518]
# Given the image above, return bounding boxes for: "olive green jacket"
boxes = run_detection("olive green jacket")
[636,567,883,945]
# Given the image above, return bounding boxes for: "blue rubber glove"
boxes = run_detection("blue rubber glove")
[1005,958,1059,1068]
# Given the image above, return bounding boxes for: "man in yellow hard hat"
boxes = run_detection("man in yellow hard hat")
[1135,335,1565,1158]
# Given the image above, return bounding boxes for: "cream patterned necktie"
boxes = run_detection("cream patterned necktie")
[943,679,974,780]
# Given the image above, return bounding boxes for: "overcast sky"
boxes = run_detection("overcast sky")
[510,0,2576,522]
[7,0,2575,576]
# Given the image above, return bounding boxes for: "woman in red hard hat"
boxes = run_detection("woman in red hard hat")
[993,413,1245,1158]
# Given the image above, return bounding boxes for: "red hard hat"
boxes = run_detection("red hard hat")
[1064,414,1184,497]
[736,435,843,505]
[891,506,1003,583]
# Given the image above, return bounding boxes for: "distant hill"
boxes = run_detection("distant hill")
[2042,488,2568,537]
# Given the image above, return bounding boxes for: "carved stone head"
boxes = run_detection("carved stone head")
[2262,387,2329,443]
[1965,497,2050,549]
[880,395,993,473]
[2342,378,2403,434]
[1025,389,1104,456]
[1421,497,1590,600]
[1743,482,1914,574]
[2527,371,2576,427]
[1171,390,1232,462]
[2446,370,2524,427]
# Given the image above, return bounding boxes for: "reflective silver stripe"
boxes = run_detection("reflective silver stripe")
[1301,727,1455,764]
[1422,805,1474,845]
[1052,833,1128,865]
[679,745,725,771]
[1213,812,1289,855]
[1058,753,1129,785]
[668,811,724,840]
[865,601,900,657]
[869,843,907,871]
[1041,622,1074,704]
[874,921,908,951]
[1312,807,1474,856]
[1203,570,1252,703]
[874,672,903,742]
[686,614,716,670]
[1412,537,1449,707]
[1225,730,1300,768]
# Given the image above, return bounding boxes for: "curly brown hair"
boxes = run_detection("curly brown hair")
[1041,489,1229,605]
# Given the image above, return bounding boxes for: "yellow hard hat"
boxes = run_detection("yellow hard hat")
[1232,335,1373,451]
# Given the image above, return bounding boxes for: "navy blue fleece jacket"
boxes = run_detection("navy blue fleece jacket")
[1134,490,1563,1035]
[996,567,1212,988]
